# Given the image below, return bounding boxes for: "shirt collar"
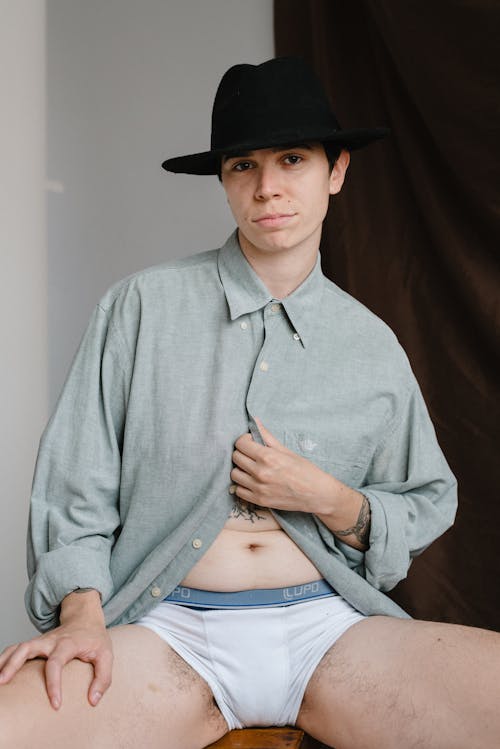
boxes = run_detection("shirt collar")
[217,231,325,348]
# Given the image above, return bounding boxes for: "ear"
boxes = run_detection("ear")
[328,149,350,196]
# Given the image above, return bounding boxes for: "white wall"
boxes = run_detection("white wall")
[0,1,47,647]
[1,0,274,647]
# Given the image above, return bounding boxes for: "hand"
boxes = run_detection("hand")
[231,418,370,550]
[0,592,112,710]
[231,417,338,514]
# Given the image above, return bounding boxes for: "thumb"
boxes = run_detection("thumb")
[254,417,284,450]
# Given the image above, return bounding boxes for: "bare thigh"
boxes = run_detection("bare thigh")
[297,616,500,749]
[0,624,229,749]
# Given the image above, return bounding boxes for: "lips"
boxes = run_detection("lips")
[253,213,296,228]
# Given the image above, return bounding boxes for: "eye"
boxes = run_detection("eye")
[232,160,253,172]
[283,154,303,165]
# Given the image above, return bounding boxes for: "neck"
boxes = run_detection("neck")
[237,229,320,299]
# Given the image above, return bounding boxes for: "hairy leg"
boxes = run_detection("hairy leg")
[0,623,228,749]
[297,616,500,749]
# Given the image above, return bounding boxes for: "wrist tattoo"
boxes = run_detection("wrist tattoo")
[334,494,371,547]
[229,499,266,523]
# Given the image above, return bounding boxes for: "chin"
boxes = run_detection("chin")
[250,231,296,252]
[256,239,294,254]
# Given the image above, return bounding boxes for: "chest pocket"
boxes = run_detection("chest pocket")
[283,430,370,488]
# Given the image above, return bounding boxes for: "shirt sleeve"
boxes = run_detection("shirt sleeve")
[360,379,458,592]
[25,302,130,631]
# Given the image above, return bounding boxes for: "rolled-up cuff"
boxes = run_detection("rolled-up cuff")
[362,490,410,592]
[25,545,114,631]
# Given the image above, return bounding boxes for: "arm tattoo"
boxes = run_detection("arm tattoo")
[229,499,266,523]
[334,494,371,547]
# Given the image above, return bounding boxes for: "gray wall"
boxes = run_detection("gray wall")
[47,0,274,404]
[1,0,274,648]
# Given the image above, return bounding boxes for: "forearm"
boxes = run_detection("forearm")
[315,475,371,551]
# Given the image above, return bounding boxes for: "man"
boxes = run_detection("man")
[0,57,499,749]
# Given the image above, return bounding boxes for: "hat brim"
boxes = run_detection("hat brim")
[162,127,389,175]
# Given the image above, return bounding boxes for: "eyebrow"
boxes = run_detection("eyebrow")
[222,143,314,162]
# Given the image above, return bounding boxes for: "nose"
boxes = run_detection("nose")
[254,164,282,201]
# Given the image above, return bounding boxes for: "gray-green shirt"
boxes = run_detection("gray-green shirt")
[26,232,457,631]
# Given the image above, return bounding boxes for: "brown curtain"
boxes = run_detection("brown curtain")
[275,0,500,630]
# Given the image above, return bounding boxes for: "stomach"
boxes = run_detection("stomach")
[180,504,322,591]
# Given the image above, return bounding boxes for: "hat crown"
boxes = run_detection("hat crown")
[162,56,389,174]
[210,57,341,152]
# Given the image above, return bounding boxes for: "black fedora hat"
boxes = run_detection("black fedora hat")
[162,57,388,176]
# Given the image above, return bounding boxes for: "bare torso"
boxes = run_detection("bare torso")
[181,500,322,590]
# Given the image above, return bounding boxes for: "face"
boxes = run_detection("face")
[221,143,349,259]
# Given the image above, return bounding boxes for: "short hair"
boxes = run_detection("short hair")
[323,142,341,171]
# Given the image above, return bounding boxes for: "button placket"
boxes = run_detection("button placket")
[258,306,281,374]
[245,306,282,421]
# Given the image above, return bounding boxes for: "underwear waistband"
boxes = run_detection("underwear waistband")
[162,579,337,609]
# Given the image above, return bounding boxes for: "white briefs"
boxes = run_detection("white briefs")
[136,591,365,729]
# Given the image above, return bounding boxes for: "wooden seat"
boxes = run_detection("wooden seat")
[207,727,328,748]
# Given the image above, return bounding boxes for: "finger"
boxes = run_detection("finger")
[253,417,284,449]
[0,644,18,673]
[235,434,267,459]
[230,466,256,490]
[233,485,256,503]
[232,448,257,473]
[44,640,78,710]
[88,649,113,706]
[234,432,254,449]
[0,640,52,684]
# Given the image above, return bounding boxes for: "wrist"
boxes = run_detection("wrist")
[315,482,371,551]
[60,588,104,625]
[315,473,343,517]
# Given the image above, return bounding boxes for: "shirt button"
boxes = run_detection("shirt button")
[259,361,269,372]
[151,586,162,598]
[240,321,248,330]
[192,538,203,549]
[271,303,281,313]
[293,333,301,341]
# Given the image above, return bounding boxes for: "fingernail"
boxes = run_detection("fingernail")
[91,690,102,705]
[51,697,60,710]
